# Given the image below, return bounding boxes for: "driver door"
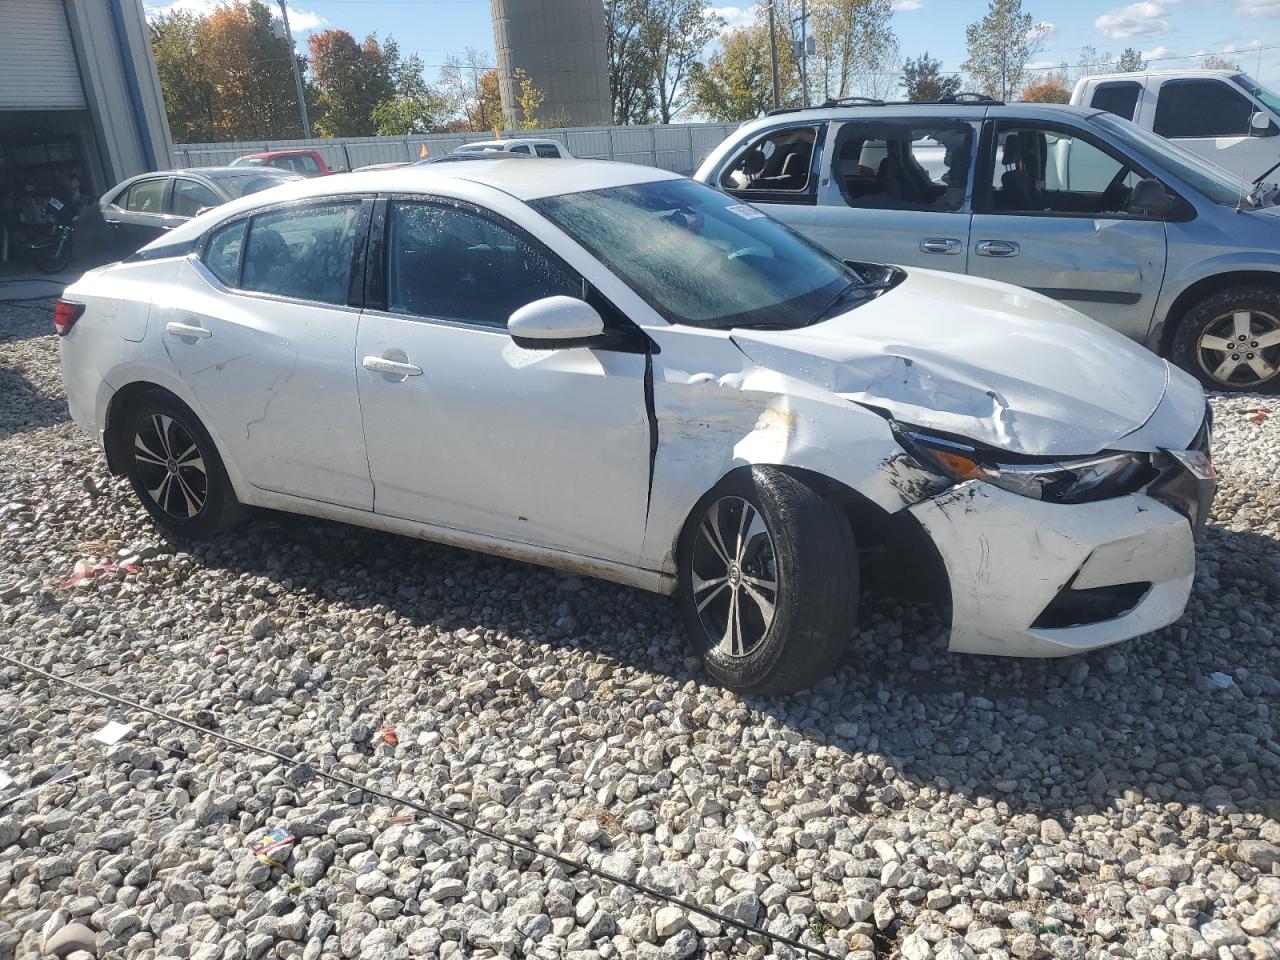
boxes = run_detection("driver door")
[354,198,653,566]
[969,120,1167,341]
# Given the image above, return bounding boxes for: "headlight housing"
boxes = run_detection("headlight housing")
[899,429,1153,504]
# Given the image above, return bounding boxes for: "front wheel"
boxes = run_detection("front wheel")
[34,233,74,274]
[1169,286,1280,393]
[121,393,245,538]
[676,467,858,695]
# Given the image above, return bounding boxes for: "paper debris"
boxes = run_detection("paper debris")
[93,721,134,745]
[251,825,296,866]
[732,824,759,853]
[583,741,608,781]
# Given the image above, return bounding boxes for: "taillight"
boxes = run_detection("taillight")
[53,300,84,336]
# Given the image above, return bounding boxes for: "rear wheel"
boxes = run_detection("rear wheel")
[677,467,858,695]
[121,393,244,538]
[1170,286,1280,393]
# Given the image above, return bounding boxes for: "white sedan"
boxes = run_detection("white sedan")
[57,160,1215,694]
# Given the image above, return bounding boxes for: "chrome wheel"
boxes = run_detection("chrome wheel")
[690,496,779,658]
[132,414,207,520]
[1197,309,1280,388]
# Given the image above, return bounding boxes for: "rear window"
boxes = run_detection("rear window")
[215,174,299,199]
[1090,81,1141,121]
[535,144,560,158]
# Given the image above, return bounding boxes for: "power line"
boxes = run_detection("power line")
[0,651,842,960]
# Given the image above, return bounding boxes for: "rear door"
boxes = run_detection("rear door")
[161,198,374,510]
[714,123,824,233]
[969,118,1167,341]
[809,116,976,272]
[105,177,180,253]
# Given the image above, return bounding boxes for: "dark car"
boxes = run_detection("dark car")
[75,167,302,264]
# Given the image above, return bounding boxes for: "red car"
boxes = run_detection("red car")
[228,149,335,177]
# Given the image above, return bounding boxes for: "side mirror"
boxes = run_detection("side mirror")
[1251,111,1278,137]
[1128,178,1176,219]
[508,296,604,349]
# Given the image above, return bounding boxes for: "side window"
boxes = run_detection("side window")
[1154,80,1255,138]
[829,120,973,212]
[203,219,247,287]
[535,144,560,158]
[1090,81,1142,121]
[297,155,321,175]
[719,126,818,196]
[124,178,168,214]
[242,201,361,305]
[989,126,1143,216]
[386,200,580,328]
[170,180,222,218]
[510,144,532,154]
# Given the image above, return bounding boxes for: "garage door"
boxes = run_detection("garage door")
[0,0,85,110]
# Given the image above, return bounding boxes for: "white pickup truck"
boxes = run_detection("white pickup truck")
[1072,69,1280,182]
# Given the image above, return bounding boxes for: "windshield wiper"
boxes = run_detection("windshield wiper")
[813,279,867,323]
[1254,158,1280,186]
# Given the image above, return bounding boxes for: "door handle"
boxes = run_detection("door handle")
[165,321,211,340]
[363,355,423,378]
[919,238,962,255]
[976,240,1020,258]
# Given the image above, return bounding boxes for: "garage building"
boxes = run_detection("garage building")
[1,0,171,269]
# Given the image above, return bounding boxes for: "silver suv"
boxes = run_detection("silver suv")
[695,98,1280,393]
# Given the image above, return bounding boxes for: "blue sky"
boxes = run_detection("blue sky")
[145,0,1280,97]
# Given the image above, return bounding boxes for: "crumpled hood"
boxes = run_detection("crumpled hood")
[731,268,1176,457]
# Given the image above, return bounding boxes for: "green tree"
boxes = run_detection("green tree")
[806,0,899,101]
[961,0,1049,101]
[1116,47,1147,72]
[513,68,545,129]
[371,95,443,135]
[606,0,659,123]
[150,9,218,142]
[649,0,722,122]
[901,51,961,102]
[308,30,399,137]
[688,19,799,121]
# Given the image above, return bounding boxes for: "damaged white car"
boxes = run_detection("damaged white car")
[57,161,1216,694]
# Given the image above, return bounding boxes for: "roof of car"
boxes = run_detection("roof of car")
[1081,68,1240,81]
[459,138,560,148]
[237,149,319,159]
[730,100,1101,135]
[179,166,301,179]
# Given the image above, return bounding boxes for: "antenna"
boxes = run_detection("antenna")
[1238,46,1265,212]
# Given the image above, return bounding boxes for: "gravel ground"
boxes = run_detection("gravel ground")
[1,296,1278,960]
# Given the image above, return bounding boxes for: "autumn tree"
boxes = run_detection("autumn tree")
[1021,65,1070,103]
[961,0,1049,101]
[150,9,219,142]
[1116,47,1147,72]
[309,31,395,137]
[901,51,961,102]
[439,49,506,132]
[689,19,799,121]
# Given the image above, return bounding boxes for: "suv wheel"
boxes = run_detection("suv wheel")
[676,467,858,695]
[1170,286,1280,393]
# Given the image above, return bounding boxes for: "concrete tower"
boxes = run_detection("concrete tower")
[490,0,611,128]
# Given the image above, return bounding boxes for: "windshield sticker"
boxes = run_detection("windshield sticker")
[726,203,766,220]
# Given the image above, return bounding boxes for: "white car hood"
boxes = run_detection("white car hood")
[730,268,1175,457]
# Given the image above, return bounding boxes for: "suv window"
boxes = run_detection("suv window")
[1090,81,1142,121]
[122,178,168,214]
[720,126,819,197]
[535,144,560,158]
[204,219,247,286]
[242,201,361,305]
[509,144,531,155]
[827,119,973,212]
[987,125,1144,216]
[1154,79,1255,138]
[170,179,221,218]
[386,200,579,328]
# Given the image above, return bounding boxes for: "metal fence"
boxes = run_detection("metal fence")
[173,122,742,177]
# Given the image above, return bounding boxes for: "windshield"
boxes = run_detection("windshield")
[1090,112,1253,204]
[531,179,859,329]
[1235,73,1280,115]
[213,172,300,199]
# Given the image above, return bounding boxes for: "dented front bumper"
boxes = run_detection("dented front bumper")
[909,481,1197,658]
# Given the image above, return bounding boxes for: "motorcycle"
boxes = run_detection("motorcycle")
[20,197,77,274]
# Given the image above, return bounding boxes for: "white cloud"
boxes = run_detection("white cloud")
[1093,1,1179,39]
[892,0,923,11]
[705,4,754,31]
[1141,44,1176,60]
[145,0,326,33]
[285,8,326,32]
[1027,60,1060,70]
[1238,0,1280,17]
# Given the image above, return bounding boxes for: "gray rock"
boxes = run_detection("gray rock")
[660,927,699,960]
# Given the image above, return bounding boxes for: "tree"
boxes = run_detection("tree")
[150,9,219,142]
[650,0,722,123]
[688,19,799,120]
[371,94,443,135]
[605,0,659,124]
[308,30,398,137]
[1203,55,1241,70]
[512,68,545,129]
[1116,47,1147,72]
[806,0,899,101]
[961,0,1049,101]
[439,49,506,131]
[901,51,961,102]
[1075,45,1113,80]
[1021,65,1070,103]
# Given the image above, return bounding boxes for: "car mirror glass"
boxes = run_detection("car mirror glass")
[508,296,605,349]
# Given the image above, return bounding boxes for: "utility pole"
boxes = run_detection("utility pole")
[795,0,810,108]
[767,0,780,111]
[276,0,312,139]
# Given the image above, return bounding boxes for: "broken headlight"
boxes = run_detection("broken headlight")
[900,430,1152,504]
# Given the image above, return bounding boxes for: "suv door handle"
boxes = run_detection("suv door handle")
[165,321,211,340]
[363,355,423,378]
[976,240,1020,258]
[919,238,962,255]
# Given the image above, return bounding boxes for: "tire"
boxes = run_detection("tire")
[1169,286,1280,393]
[34,234,74,274]
[120,392,245,538]
[676,466,858,695]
